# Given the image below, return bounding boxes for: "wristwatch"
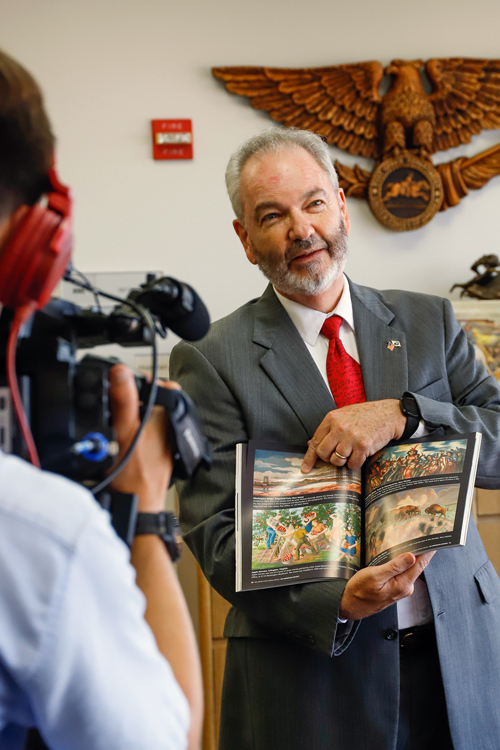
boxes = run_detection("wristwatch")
[135,511,182,562]
[400,392,421,440]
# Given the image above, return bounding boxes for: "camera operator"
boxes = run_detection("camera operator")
[0,49,202,750]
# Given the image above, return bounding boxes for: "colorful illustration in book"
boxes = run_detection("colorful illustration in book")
[238,434,479,591]
[252,502,361,570]
[365,484,459,564]
[253,450,361,497]
[365,439,466,495]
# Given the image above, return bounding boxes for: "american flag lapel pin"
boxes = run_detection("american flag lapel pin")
[387,340,401,352]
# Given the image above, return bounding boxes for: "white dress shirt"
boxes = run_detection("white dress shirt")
[0,450,189,750]
[274,276,433,629]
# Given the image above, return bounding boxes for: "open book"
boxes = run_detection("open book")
[235,433,481,591]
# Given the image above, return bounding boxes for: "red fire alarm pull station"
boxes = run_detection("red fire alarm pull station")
[151,119,193,160]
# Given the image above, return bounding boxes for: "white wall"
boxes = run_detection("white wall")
[2,0,500,331]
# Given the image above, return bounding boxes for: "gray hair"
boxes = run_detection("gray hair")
[225,127,339,222]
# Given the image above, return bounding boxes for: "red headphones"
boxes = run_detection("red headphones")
[0,165,73,467]
[0,166,73,310]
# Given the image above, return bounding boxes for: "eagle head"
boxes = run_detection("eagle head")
[385,59,424,76]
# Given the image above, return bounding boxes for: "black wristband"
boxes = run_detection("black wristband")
[135,511,182,562]
[400,392,421,441]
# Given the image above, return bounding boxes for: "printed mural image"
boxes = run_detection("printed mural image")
[250,449,361,573]
[251,502,361,571]
[365,439,466,495]
[365,484,459,564]
[253,450,361,497]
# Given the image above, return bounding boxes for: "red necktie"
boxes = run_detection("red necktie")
[321,315,366,407]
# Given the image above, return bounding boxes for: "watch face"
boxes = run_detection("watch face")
[402,394,419,418]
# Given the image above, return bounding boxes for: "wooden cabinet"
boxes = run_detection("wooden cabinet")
[476,489,500,575]
[197,567,231,750]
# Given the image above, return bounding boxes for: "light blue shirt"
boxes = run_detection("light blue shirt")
[0,451,189,750]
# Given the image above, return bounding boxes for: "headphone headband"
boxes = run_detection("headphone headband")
[0,166,73,310]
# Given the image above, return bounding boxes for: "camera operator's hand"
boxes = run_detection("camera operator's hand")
[108,363,179,511]
[108,363,203,750]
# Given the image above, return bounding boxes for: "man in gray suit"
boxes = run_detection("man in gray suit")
[171,128,500,750]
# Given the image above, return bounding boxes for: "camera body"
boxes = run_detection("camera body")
[0,275,211,489]
[1,299,127,481]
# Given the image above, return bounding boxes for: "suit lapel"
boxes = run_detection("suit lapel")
[253,286,334,437]
[349,279,408,400]
[252,281,409,437]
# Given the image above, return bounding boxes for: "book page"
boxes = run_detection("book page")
[239,442,362,590]
[363,436,476,565]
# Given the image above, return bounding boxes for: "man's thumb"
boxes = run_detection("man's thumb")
[379,553,416,581]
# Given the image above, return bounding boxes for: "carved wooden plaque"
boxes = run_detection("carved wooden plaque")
[213,59,500,231]
[368,154,443,231]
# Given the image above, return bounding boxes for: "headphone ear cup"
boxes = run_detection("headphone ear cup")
[0,193,72,310]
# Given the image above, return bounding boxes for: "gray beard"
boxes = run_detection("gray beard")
[251,220,349,296]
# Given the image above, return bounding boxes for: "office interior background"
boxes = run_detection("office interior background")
[2,0,500,743]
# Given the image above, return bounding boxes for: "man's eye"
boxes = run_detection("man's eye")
[308,200,323,209]
[262,212,279,223]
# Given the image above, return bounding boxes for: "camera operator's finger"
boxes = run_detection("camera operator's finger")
[136,367,182,390]
[159,379,181,390]
[109,364,175,510]
[108,364,140,447]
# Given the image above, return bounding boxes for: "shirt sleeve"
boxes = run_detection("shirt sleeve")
[26,509,190,750]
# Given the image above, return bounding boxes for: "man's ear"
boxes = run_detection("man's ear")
[233,219,258,266]
[337,189,350,236]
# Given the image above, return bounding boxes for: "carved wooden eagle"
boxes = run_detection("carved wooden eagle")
[213,59,500,159]
[213,59,500,222]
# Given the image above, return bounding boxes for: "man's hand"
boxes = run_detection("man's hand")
[301,399,406,472]
[108,364,179,512]
[339,551,435,620]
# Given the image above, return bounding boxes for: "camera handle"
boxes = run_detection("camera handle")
[138,381,212,484]
[93,385,212,545]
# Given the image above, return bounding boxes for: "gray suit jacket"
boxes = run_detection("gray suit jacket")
[171,281,500,750]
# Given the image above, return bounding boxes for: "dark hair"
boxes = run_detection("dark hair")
[0,50,54,219]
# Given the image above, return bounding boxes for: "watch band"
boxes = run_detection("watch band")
[135,511,182,562]
[400,392,421,441]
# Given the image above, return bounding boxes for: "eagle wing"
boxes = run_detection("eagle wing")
[212,63,383,159]
[437,143,500,210]
[427,58,500,153]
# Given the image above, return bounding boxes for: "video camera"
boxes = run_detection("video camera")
[0,271,212,542]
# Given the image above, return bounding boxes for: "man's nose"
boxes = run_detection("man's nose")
[287,210,314,242]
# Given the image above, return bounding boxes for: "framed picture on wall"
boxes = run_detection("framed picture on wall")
[452,300,500,382]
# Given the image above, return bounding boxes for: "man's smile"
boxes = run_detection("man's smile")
[285,244,328,268]
[288,247,327,265]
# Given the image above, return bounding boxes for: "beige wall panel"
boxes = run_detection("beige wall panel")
[477,520,500,575]
[476,489,500,517]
